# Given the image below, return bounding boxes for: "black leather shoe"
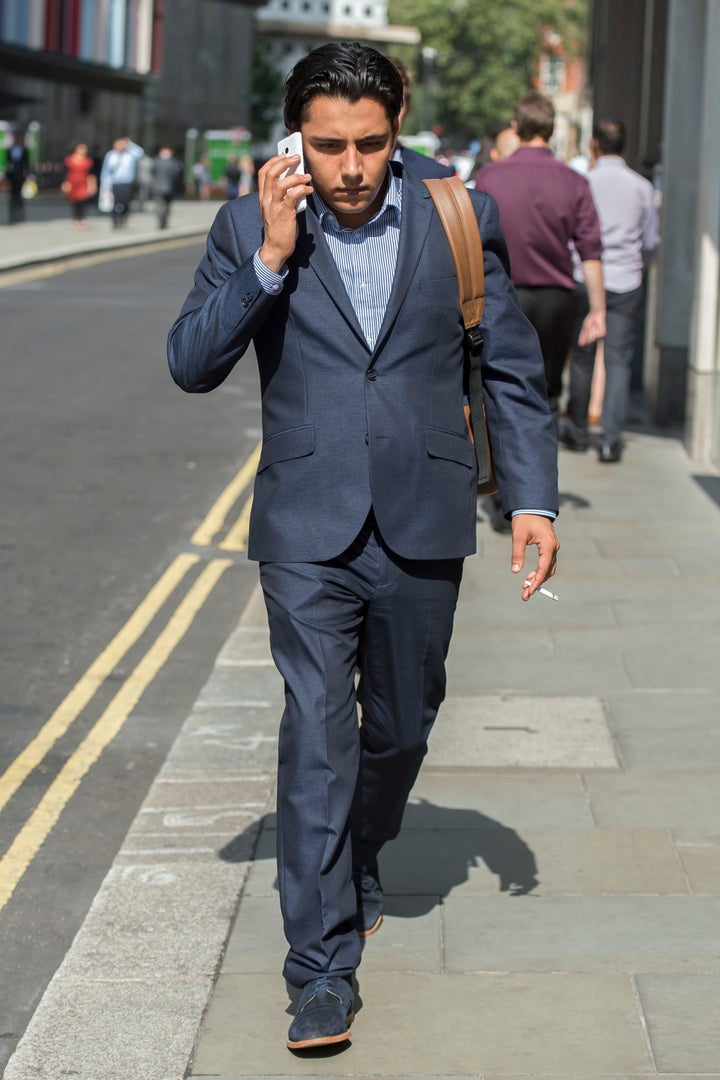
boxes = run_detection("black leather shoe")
[597,441,622,463]
[287,975,355,1050]
[353,865,383,936]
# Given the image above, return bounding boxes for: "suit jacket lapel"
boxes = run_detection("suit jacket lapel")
[293,173,434,356]
[371,175,433,357]
[296,201,370,350]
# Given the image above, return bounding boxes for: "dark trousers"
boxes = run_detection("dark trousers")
[8,184,25,224]
[155,194,172,229]
[111,182,133,228]
[566,283,644,448]
[515,286,577,417]
[259,511,463,988]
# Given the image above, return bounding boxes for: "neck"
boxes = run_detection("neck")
[520,137,550,148]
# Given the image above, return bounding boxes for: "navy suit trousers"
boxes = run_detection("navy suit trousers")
[259,511,463,988]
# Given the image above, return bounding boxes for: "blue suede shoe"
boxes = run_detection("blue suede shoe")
[286,975,355,1050]
[353,864,383,937]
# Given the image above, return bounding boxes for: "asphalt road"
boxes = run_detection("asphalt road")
[0,240,262,1069]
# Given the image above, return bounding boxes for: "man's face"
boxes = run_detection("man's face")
[298,95,397,229]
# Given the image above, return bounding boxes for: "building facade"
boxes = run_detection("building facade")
[0,0,258,169]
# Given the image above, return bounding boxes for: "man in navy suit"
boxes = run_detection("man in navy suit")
[168,42,559,1051]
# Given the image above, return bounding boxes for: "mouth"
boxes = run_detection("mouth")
[338,187,366,198]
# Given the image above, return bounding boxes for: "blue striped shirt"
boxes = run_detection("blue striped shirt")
[254,168,401,348]
[311,170,401,348]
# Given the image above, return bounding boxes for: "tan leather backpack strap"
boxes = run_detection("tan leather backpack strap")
[423,175,485,329]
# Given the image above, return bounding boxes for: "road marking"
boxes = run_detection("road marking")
[0,558,232,913]
[219,493,253,551]
[191,441,261,547]
[0,552,199,817]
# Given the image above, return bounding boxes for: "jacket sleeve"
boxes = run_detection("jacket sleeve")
[167,200,278,393]
[471,191,559,516]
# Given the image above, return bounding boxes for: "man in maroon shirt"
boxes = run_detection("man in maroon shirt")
[475,92,605,418]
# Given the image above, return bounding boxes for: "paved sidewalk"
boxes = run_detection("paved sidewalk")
[0,196,220,271]
[5,422,720,1080]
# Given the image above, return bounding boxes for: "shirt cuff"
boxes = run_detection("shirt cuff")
[253,249,288,294]
[511,509,557,520]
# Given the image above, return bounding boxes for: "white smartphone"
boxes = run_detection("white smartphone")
[277,132,307,213]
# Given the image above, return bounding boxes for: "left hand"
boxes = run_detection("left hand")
[578,310,606,347]
[510,514,560,602]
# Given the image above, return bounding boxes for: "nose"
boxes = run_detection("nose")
[341,146,362,179]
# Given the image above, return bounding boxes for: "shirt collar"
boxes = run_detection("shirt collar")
[593,155,625,169]
[312,166,402,232]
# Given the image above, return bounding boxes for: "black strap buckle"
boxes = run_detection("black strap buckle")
[465,325,484,357]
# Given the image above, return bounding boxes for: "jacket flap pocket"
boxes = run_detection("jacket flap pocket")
[258,424,315,472]
[425,425,475,468]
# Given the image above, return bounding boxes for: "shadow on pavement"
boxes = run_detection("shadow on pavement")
[219,797,539,902]
[693,474,720,510]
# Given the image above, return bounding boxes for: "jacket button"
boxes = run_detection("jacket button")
[364,434,369,445]
[367,368,378,381]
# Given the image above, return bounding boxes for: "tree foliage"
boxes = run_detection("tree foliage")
[388,0,588,144]
[250,39,287,143]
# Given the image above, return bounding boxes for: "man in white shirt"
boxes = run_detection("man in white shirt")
[99,136,144,229]
[563,119,660,462]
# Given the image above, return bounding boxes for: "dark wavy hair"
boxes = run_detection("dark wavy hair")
[283,42,404,131]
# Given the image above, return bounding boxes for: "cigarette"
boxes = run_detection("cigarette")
[538,587,559,601]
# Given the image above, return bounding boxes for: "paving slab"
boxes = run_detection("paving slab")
[443,895,720,972]
[584,770,720,828]
[446,631,632,695]
[425,694,618,768]
[636,974,720,1074]
[672,832,720,893]
[189,1075,720,1080]
[192,972,652,1076]
[164,709,280,772]
[403,771,597,829]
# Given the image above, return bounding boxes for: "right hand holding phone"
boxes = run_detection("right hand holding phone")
[257,151,312,274]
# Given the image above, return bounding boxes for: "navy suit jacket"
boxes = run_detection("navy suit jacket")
[399,146,454,180]
[168,170,558,563]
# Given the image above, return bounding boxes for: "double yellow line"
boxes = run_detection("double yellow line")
[0,440,261,912]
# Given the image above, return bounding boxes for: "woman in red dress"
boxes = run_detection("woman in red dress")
[62,143,97,227]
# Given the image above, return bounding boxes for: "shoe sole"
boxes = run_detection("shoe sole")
[286,1011,355,1050]
[358,913,383,938]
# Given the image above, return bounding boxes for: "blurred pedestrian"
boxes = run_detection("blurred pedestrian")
[151,145,183,229]
[238,154,256,196]
[62,142,97,228]
[192,156,210,199]
[135,152,154,210]
[168,41,559,1052]
[99,136,145,229]
[3,131,31,225]
[387,55,454,179]
[490,125,520,162]
[224,154,241,199]
[475,92,605,420]
[563,120,660,463]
